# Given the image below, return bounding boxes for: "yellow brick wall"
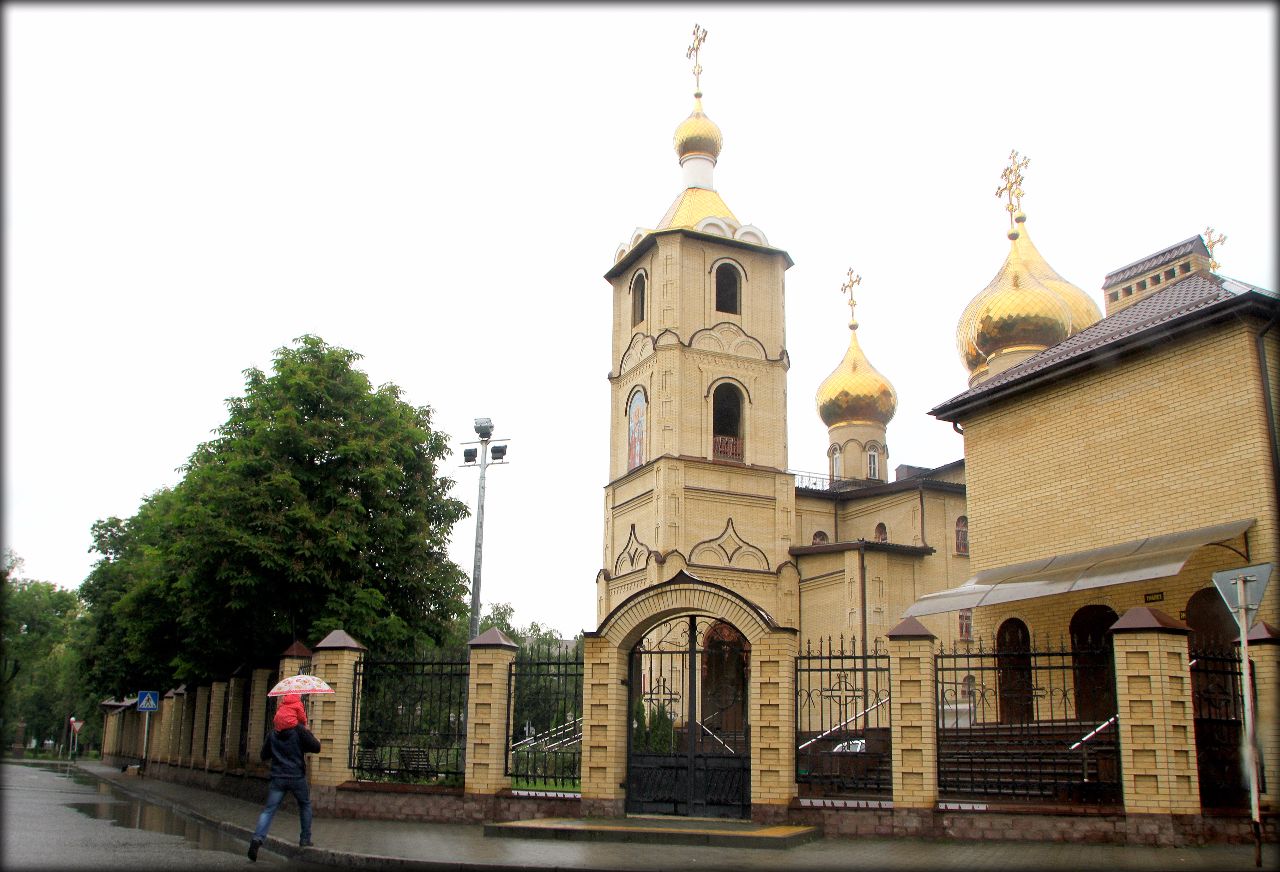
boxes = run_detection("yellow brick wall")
[205,680,227,771]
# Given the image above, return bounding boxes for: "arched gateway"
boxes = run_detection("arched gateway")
[581,572,799,821]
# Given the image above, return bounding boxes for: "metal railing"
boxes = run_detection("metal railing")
[1190,645,1253,808]
[935,638,1121,805]
[712,435,743,462]
[795,636,891,798]
[506,639,583,790]
[351,651,469,784]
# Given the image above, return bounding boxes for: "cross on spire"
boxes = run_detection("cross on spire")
[1203,226,1227,271]
[995,149,1030,225]
[687,23,708,93]
[841,267,862,329]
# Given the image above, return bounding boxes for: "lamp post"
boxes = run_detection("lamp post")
[461,417,509,640]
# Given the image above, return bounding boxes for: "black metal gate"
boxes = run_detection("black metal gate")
[626,615,750,818]
[1190,646,1250,809]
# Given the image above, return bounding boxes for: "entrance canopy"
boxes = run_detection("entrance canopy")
[904,518,1254,617]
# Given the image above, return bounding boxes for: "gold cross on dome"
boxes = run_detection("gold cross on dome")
[841,267,862,317]
[995,149,1030,224]
[687,23,708,92]
[1203,226,1227,271]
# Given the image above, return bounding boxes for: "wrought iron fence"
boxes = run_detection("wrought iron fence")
[506,638,584,790]
[1190,645,1253,809]
[350,651,469,784]
[795,636,891,797]
[935,638,1121,805]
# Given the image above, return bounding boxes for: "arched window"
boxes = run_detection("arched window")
[958,608,973,641]
[712,383,743,462]
[1185,587,1237,651]
[631,272,646,327]
[866,444,880,480]
[831,445,843,479]
[955,516,969,554]
[626,389,647,471]
[811,531,829,545]
[874,522,888,542]
[1069,605,1118,722]
[715,263,740,314]
[996,618,1033,724]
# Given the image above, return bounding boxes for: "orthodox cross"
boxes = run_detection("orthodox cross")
[687,23,708,92]
[820,672,866,725]
[1203,226,1227,271]
[841,267,862,325]
[642,675,682,709]
[995,149,1030,224]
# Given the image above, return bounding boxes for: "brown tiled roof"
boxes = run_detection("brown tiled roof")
[932,273,1276,420]
[1102,235,1209,289]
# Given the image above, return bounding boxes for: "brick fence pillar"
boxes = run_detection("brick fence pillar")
[224,676,246,768]
[205,680,228,771]
[465,628,519,797]
[888,617,938,834]
[1243,620,1279,810]
[1109,607,1200,831]
[190,686,211,769]
[178,687,196,766]
[156,693,175,764]
[580,633,628,817]
[168,688,188,763]
[750,628,800,823]
[245,669,272,771]
[308,629,366,807]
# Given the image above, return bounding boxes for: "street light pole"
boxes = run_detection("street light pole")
[468,429,491,641]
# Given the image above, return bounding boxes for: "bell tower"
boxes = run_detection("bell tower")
[597,27,799,625]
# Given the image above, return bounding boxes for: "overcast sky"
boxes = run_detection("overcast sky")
[5,4,1275,638]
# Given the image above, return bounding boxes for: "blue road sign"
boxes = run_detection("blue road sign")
[137,691,159,712]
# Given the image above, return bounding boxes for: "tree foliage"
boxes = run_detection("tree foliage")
[80,335,470,692]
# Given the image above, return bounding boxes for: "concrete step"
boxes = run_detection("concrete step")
[484,816,822,849]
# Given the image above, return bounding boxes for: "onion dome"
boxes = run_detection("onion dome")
[816,295,897,428]
[674,91,723,162]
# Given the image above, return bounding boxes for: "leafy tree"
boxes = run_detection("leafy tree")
[81,335,470,688]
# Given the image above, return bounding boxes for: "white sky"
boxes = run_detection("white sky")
[5,4,1275,639]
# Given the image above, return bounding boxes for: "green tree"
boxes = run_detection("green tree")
[81,335,470,688]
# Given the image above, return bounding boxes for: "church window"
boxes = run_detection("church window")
[1179,261,1191,274]
[712,383,743,462]
[955,516,969,554]
[1164,268,1176,280]
[1123,285,1133,297]
[831,446,843,478]
[811,531,829,545]
[958,609,973,641]
[867,444,880,480]
[1069,605,1118,722]
[1151,273,1161,286]
[1108,291,1119,303]
[715,263,740,314]
[631,272,646,327]
[626,389,647,471]
[874,522,888,542]
[1137,279,1147,291]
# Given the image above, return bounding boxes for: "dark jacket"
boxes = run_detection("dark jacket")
[259,725,321,779]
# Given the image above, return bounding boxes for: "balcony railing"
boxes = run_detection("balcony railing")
[712,435,743,462]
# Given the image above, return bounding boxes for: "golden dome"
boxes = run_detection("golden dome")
[816,313,897,428]
[674,92,723,161]
[957,211,1095,375]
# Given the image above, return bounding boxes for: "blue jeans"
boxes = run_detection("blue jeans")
[252,776,312,843]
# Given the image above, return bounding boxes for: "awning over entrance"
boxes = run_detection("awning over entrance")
[903,518,1254,617]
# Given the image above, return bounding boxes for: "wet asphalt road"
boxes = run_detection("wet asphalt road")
[0,761,286,871]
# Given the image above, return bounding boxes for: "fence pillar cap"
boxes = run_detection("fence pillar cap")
[313,629,366,651]
[1108,606,1190,635]
[469,627,519,650]
[1243,619,1280,645]
[281,640,314,657]
[886,616,936,640]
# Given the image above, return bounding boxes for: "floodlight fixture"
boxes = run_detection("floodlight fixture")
[474,417,494,439]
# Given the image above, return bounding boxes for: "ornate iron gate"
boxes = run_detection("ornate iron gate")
[626,615,750,818]
[1190,646,1250,809]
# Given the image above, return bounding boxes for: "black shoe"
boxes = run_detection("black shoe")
[248,839,262,862]
[299,838,313,848]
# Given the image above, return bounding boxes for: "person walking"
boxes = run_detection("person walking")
[248,694,320,861]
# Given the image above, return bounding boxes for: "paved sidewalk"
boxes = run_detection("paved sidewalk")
[77,762,1273,871]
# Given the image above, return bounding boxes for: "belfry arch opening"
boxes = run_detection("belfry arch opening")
[715,263,741,314]
[712,382,744,462]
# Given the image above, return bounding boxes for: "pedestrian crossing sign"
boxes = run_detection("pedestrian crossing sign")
[137,691,159,712]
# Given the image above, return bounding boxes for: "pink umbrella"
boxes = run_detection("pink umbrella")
[268,674,334,697]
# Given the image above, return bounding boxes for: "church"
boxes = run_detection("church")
[579,25,1278,825]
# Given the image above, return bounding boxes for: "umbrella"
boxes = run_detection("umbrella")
[268,674,335,697]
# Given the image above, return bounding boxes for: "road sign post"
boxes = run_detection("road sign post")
[136,691,159,770]
[1211,563,1271,868]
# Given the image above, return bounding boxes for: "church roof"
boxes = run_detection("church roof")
[657,187,739,231]
[1102,235,1210,289]
[932,271,1277,420]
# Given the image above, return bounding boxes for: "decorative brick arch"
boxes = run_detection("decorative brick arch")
[595,569,780,651]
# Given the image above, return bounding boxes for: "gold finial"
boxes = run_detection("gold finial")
[687,23,708,93]
[841,267,862,329]
[995,149,1031,226]
[1203,226,1227,271]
